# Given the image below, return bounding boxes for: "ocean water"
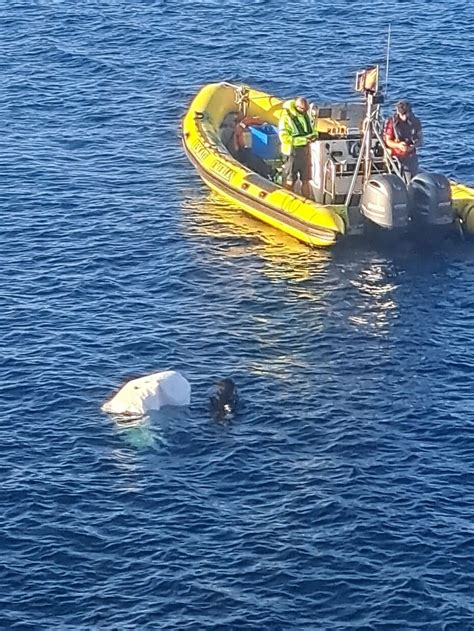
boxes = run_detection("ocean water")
[2,1,474,629]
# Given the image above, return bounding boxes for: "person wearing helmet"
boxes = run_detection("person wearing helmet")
[383,99,423,180]
[278,96,318,198]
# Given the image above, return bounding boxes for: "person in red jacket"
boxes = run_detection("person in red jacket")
[383,100,423,180]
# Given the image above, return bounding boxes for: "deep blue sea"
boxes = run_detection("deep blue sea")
[2,1,474,629]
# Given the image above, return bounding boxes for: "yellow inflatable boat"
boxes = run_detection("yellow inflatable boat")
[182,82,346,247]
[182,81,474,246]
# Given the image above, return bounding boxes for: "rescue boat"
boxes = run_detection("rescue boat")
[182,79,474,247]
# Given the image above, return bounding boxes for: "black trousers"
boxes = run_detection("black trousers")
[282,146,311,183]
[395,153,419,181]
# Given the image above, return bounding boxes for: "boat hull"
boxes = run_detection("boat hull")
[182,82,345,247]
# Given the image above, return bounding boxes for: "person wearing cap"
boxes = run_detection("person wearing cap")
[383,99,423,180]
[278,96,318,198]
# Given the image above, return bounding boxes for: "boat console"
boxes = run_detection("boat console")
[309,136,385,205]
[309,102,386,206]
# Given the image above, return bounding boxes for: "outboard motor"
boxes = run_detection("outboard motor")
[408,173,455,238]
[360,174,409,233]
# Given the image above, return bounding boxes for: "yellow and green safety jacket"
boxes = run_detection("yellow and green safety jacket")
[278,100,318,156]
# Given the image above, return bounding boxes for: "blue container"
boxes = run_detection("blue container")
[248,124,280,160]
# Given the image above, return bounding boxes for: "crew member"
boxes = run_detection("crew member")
[278,96,318,198]
[229,114,271,179]
[383,99,423,180]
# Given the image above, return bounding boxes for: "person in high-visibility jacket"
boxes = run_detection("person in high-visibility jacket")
[278,97,318,198]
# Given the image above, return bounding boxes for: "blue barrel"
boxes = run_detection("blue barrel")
[248,125,280,160]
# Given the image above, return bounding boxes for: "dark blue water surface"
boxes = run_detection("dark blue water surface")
[2,1,474,629]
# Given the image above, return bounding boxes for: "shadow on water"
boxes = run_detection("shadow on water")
[180,186,474,275]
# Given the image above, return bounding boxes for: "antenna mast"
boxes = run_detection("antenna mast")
[384,24,392,97]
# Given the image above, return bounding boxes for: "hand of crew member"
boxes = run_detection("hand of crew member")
[398,141,412,156]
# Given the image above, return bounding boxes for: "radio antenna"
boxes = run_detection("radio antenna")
[384,24,392,97]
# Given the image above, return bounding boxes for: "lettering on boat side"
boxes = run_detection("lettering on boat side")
[282,195,302,214]
[192,140,211,161]
[463,201,474,213]
[211,160,236,182]
[460,201,474,222]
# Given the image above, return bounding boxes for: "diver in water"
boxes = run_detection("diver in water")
[208,378,239,423]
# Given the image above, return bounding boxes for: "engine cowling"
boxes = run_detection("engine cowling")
[408,172,454,229]
[360,174,409,231]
